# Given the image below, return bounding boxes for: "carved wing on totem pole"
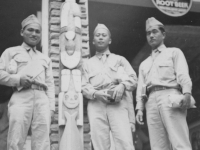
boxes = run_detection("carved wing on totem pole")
[58,0,83,150]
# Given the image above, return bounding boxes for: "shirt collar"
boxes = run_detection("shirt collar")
[155,44,166,52]
[150,44,166,56]
[21,42,36,52]
[96,49,111,59]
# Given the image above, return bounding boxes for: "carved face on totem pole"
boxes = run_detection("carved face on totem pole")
[60,0,82,69]
[63,91,79,109]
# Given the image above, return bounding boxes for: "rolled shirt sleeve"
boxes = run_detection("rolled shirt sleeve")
[0,49,21,87]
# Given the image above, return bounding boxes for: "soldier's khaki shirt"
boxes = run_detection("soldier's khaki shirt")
[0,42,55,111]
[136,44,192,110]
[82,50,137,123]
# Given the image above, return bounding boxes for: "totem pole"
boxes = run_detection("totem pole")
[58,0,83,150]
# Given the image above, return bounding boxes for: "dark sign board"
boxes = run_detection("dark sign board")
[152,0,193,17]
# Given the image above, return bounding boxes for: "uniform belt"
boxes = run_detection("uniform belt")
[147,86,178,95]
[31,84,45,91]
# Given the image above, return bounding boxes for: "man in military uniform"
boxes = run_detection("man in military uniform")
[0,15,55,150]
[136,17,192,150]
[82,24,137,150]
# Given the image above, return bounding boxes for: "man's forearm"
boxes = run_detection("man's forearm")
[120,76,137,91]
[0,70,21,87]
[82,86,97,100]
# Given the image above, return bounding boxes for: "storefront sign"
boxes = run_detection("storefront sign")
[152,0,193,17]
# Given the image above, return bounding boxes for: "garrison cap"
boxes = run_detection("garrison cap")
[93,24,111,36]
[21,14,41,29]
[146,17,164,31]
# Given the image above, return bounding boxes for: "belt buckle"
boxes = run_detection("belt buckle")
[155,86,159,91]
[162,86,166,90]
[39,86,43,91]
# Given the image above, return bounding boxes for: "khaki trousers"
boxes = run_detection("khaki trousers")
[88,100,135,150]
[7,89,50,150]
[146,89,192,150]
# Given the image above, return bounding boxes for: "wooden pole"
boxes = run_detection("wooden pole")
[42,0,49,56]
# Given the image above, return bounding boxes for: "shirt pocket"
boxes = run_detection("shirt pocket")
[107,64,119,82]
[13,54,29,70]
[13,54,28,63]
[158,60,175,80]
[88,71,104,87]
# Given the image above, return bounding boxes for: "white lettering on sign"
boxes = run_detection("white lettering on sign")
[152,0,192,17]
[156,0,189,8]
[174,2,189,8]
[156,0,174,7]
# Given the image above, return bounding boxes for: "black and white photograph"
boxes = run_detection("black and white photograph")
[0,0,200,150]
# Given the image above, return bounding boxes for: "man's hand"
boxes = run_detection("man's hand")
[94,90,110,103]
[130,123,135,132]
[181,93,191,109]
[51,110,55,123]
[113,83,125,102]
[136,110,144,125]
[20,74,33,88]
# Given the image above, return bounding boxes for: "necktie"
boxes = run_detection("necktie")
[101,54,107,64]
[152,49,159,61]
[28,48,34,59]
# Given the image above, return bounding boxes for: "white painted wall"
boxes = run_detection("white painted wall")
[42,0,49,56]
